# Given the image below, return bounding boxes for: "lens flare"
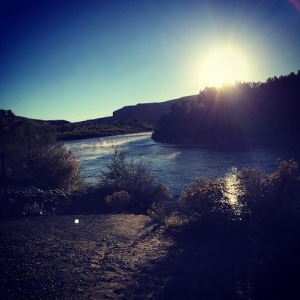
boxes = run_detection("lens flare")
[201,46,249,88]
[290,0,300,11]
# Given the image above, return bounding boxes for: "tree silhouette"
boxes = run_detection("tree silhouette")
[152,70,300,148]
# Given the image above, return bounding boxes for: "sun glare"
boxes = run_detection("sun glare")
[201,47,249,88]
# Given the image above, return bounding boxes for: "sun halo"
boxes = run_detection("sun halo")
[200,47,249,88]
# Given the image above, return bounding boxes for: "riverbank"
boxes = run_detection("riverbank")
[58,128,153,141]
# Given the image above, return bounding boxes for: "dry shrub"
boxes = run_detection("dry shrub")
[100,150,172,210]
[105,190,130,212]
[28,143,82,191]
[237,160,300,221]
[23,201,44,216]
[165,213,190,231]
[148,202,166,223]
[236,167,266,218]
[0,118,82,191]
[180,178,233,220]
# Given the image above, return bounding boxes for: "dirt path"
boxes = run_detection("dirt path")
[0,214,175,299]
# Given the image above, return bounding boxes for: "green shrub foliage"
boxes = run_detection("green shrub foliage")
[99,150,172,210]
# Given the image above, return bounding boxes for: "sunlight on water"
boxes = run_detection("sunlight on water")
[225,168,239,205]
[66,132,151,162]
[65,132,293,195]
[224,168,246,217]
[65,132,152,185]
[164,151,181,160]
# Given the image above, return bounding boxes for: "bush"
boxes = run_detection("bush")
[147,160,300,232]
[236,167,266,219]
[105,190,130,212]
[23,201,44,216]
[164,213,190,231]
[99,150,172,211]
[237,159,300,222]
[0,117,81,191]
[27,143,82,191]
[148,202,167,223]
[179,178,234,225]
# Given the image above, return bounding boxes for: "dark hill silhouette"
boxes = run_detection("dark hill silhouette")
[0,109,70,126]
[1,96,185,140]
[112,99,179,122]
[2,70,300,143]
[77,97,190,125]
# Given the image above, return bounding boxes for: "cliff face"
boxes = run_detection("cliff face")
[75,99,182,125]
[113,102,173,122]
[112,98,187,122]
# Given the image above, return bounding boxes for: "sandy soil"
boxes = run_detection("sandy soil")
[0,214,175,299]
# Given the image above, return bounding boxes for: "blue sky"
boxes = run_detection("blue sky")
[1,0,299,121]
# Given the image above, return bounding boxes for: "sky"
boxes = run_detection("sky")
[0,0,299,122]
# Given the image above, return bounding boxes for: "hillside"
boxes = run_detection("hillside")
[1,97,183,141]
[4,70,300,144]
[0,109,154,141]
[112,99,181,122]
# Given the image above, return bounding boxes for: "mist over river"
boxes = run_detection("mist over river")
[65,132,297,196]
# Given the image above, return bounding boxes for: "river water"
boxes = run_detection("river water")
[65,132,296,196]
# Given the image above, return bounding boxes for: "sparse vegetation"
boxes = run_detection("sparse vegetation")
[0,116,82,191]
[105,190,131,212]
[54,118,153,141]
[148,159,300,235]
[148,202,167,223]
[1,109,300,299]
[99,150,173,212]
[237,159,300,224]
[164,213,190,230]
[179,178,235,225]
[23,201,44,216]
[0,111,83,217]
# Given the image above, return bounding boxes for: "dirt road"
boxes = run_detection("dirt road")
[0,214,175,299]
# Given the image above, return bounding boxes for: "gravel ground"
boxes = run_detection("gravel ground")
[2,214,299,299]
[0,214,175,299]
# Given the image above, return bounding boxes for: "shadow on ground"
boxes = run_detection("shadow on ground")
[1,215,300,299]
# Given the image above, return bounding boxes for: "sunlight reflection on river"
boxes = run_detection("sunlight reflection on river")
[65,132,296,197]
[224,168,239,205]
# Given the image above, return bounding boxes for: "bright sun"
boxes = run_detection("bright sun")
[201,47,249,88]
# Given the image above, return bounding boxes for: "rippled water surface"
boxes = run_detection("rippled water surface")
[65,132,296,196]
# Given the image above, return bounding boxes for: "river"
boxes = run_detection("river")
[65,132,297,196]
